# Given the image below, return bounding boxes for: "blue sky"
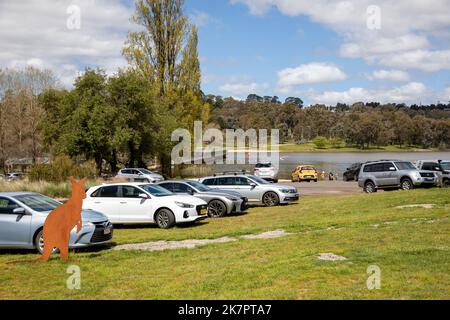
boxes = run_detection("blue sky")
[1,0,450,105]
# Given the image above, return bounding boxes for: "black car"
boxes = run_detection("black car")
[343,163,362,181]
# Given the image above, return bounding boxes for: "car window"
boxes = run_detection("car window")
[440,162,450,170]
[139,184,173,197]
[99,186,120,198]
[132,170,140,175]
[301,166,315,171]
[0,197,20,214]
[121,169,131,174]
[13,194,61,212]
[394,162,416,171]
[121,186,142,198]
[382,162,396,171]
[255,163,272,168]
[186,181,211,192]
[363,164,380,172]
[422,162,441,171]
[202,178,216,186]
[235,177,251,185]
[158,183,174,192]
[217,177,235,185]
[172,183,192,193]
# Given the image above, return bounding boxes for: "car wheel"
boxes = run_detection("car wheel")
[343,175,348,182]
[364,181,377,193]
[155,209,176,229]
[208,200,227,218]
[273,179,278,183]
[442,179,450,188]
[34,230,45,254]
[400,178,414,191]
[262,192,280,207]
[314,179,318,182]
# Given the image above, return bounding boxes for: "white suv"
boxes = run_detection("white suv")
[83,183,207,229]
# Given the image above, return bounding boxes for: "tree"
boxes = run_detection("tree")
[179,25,201,93]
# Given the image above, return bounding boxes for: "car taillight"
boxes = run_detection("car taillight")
[315,170,318,174]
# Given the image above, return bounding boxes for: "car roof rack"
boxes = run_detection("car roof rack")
[213,170,252,176]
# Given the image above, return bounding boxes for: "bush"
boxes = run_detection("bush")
[329,136,345,148]
[313,136,329,149]
[29,155,97,182]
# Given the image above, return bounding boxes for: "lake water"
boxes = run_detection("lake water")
[213,151,450,179]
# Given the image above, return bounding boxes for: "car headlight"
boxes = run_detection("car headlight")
[281,189,295,193]
[225,196,239,201]
[175,201,194,208]
[414,172,421,179]
[82,222,94,227]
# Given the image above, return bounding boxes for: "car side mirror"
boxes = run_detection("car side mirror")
[13,207,27,215]
[250,183,257,188]
[139,193,149,199]
[187,189,194,195]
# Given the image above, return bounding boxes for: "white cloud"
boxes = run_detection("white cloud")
[232,0,450,71]
[189,10,212,27]
[368,69,410,82]
[378,50,450,72]
[278,62,347,87]
[0,0,133,87]
[306,82,432,105]
[219,82,269,95]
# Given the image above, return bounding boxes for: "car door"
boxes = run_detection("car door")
[84,186,122,223]
[118,185,153,223]
[372,163,388,186]
[383,162,398,186]
[228,177,259,201]
[0,197,32,247]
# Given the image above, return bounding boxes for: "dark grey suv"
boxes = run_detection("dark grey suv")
[358,160,438,193]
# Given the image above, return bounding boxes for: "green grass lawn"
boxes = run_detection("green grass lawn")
[278,142,440,153]
[0,188,449,299]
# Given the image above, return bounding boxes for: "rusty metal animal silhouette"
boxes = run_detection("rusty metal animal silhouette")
[40,177,87,261]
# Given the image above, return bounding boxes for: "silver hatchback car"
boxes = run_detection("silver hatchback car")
[199,174,299,207]
[157,180,247,218]
[0,192,113,254]
[116,168,164,183]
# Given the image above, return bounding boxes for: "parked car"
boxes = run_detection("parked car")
[0,192,112,254]
[414,160,450,188]
[83,183,207,229]
[199,173,299,207]
[343,163,362,181]
[116,168,164,183]
[254,162,278,182]
[6,172,26,182]
[358,160,438,193]
[157,180,247,218]
[291,165,318,182]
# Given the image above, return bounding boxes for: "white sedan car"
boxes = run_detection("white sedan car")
[83,183,208,229]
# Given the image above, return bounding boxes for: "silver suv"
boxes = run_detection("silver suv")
[116,168,164,183]
[157,180,247,218]
[199,173,299,207]
[358,160,437,193]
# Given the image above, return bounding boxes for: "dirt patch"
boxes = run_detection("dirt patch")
[114,229,292,252]
[240,229,291,239]
[396,204,435,209]
[318,253,347,261]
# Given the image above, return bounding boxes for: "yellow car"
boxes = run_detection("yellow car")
[291,165,318,182]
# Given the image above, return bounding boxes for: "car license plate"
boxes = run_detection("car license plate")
[201,208,207,215]
[104,226,111,235]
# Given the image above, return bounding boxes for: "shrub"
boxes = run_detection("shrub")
[313,136,329,149]
[329,136,345,148]
[29,155,97,182]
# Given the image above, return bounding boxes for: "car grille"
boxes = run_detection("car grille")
[420,172,434,178]
[90,221,113,243]
[196,205,207,215]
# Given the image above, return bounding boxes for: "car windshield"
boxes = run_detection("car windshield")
[13,194,62,212]
[139,184,173,197]
[185,181,211,192]
[255,163,272,168]
[441,162,450,170]
[139,169,153,174]
[395,162,416,170]
[248,175,270,184]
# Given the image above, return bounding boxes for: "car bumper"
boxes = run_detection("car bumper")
[176,205,208,223]
[70,221,114,248]
[412,177,438,186]
[280,193,300,203]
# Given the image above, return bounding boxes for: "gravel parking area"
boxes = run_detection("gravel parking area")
[280,180,361,196]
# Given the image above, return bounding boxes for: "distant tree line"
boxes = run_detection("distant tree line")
[208,97,450,150]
